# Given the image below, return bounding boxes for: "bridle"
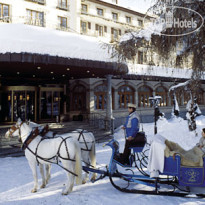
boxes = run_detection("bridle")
[7,122,24,142]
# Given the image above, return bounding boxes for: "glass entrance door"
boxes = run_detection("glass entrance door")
[40,88,64,121]
[0,87,36,123]
[13,91,26,121]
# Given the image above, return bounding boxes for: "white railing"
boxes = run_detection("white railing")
[57,25,69,32]
[56,4,69,11]
[0,16,11,23]
[26,0,45,4]
[25,18,44,27]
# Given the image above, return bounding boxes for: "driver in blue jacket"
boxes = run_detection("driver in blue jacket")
[118,103,140,164]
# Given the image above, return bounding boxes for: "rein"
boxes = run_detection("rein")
[8,122,78,177]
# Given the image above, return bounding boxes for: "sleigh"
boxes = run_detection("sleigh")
[103,138,205,197]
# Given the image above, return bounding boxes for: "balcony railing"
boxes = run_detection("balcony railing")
[25,0,45,5]
[0,16,11,23]
[25,18,44,27]
[57,25,69,32]
[56,4,69,11]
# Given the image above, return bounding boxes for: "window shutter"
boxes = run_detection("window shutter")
[88,22,91,29]
[104,26,107,33]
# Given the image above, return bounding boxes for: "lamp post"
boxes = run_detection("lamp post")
[149,96,162,134]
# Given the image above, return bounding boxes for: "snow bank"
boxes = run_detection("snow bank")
[1,116,205,204]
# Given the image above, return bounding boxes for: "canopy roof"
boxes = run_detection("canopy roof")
[0,24,127,84]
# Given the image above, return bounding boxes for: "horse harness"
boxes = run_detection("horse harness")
[22,128,39,151]
[75,129,95,152]
[40,126,94,152]
[25,135,78,177]
[39,126,93,152]
[10,123,78,177]
[39,124,56,138]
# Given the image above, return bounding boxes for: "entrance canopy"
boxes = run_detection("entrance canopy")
[0,24,127,84]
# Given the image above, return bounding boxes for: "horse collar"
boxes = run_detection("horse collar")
[22,128,39,151]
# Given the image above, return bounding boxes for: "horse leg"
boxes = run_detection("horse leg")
[45,164,51,184]
[39,164,46,188]
[28,160,38,193]
[61,160,75,195]
[90,143,97,181]
[82,152,89,184]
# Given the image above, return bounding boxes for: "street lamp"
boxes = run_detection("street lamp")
[149,96,163,134]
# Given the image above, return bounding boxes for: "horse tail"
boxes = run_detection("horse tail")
[74,140,82,185]
[89,135,96,168]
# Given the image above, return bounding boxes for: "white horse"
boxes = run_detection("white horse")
[27,120,97,183]
[5,121,82,195]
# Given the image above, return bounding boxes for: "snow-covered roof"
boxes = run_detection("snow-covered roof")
[128,63,194,79]
[100,0,154,14]
[0,23,115,63]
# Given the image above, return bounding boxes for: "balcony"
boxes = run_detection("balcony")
[0,16,11,23]
[56,4,69,11]
[25,18,44,27]
[57,25,69,32]
[25,0,46,5]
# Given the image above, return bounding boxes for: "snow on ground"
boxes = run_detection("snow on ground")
[1,116,205,204]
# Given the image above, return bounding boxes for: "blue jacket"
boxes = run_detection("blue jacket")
[124,112,139,138]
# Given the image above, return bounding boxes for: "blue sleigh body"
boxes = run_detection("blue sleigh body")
[108,139,205,188]
[162,155,205,187]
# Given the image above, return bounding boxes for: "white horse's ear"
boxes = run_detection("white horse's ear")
[17,118,22,125]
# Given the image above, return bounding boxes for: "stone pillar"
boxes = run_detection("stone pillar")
[114,90,118,110]
[106,75,113,133]
[89,89,95,113]
[135,91,138,108]
[63,84,67,115]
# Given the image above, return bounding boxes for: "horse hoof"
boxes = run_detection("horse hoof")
[62,191,69,195]
[31,189,37,193]
[82,179,87,184]
[40,184,46,189]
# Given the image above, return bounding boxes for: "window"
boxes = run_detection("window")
[81,21,87,33]
[97,8,103,16]
[195,89,204,105]
[138,19,143,27]
[126,16,131,24]
[81,4,88,13]
[95,24,103,36]
[112,12,118,21]
[138,51,143,64]
[138,86,153,107]
[94,85,107,110]
[81,21,91,33]
[155,86,168,106]
[111,28,119,41]
[57,0,68,10]
[118,86,134,108]
[0,3,10,23]
[26,9,44,27]
[72,85,86,111]
[58,16,67,30]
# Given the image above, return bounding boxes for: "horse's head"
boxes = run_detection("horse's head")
[5,120,23,140]
[5,121,33,143]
